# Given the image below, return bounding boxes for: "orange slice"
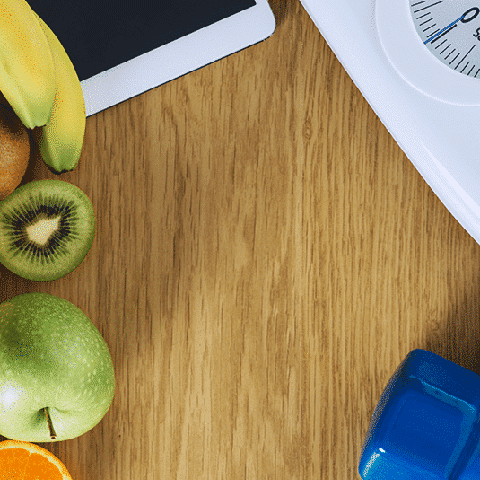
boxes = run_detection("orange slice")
[0,440,73,479]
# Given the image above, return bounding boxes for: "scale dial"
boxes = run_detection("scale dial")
[376,0,480,105]
[410,1,480,79]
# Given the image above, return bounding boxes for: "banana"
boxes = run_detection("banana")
[0,0,56,129]
[32,12,86,174]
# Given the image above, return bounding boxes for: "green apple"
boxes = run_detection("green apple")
[0,292,115,442]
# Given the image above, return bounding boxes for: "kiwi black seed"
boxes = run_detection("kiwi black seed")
[0,179,95,281]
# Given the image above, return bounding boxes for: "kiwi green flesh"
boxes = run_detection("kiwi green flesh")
[0,180,95,281]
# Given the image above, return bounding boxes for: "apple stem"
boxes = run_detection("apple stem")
[44,407,57,440]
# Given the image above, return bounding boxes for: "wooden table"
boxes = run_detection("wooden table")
[2,0,480,478]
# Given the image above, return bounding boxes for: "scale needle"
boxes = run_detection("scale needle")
[424,16,462,44]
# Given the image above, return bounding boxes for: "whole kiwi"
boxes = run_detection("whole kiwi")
[0,99,31,200]
[0,179,95,281]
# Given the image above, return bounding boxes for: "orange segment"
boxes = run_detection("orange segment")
[0,440,73,479]
[0,446,30,478]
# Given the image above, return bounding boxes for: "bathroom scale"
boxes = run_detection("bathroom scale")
[29,0,275,117]
[299,0,480,246]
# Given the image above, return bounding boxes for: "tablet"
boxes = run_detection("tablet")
[29,0,276,117]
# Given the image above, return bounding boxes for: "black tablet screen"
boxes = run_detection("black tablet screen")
[28,0,257,81]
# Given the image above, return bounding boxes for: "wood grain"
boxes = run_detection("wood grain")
[1,0,480,478]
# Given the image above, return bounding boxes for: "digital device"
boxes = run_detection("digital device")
[29,0,275,117]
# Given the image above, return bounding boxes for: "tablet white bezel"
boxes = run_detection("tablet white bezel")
[80,0,275,117]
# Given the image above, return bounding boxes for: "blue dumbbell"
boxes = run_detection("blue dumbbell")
[358,349,480,479]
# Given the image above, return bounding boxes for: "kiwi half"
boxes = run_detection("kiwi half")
[0,179,95,281]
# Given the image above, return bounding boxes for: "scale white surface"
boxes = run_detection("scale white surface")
[299,0,480,245]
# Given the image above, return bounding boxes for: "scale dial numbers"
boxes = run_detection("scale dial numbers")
[410,1,480,78]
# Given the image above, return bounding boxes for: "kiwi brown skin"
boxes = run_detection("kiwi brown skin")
[0,102,32,200]
[0,179,95,281]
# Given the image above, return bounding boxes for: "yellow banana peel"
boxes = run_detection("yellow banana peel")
[33,11,86,174]
[0,0,57,128]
